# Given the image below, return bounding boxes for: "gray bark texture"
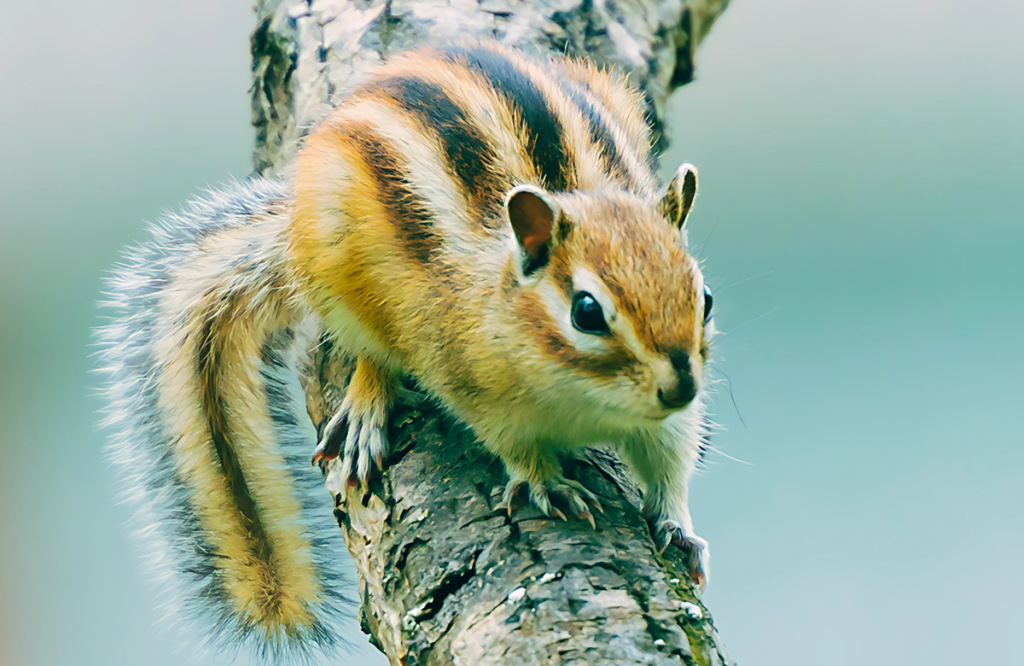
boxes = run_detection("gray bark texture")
[252,1,734,664]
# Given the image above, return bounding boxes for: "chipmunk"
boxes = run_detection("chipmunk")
[99,41,716,661]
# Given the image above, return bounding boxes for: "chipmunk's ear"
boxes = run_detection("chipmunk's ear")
[659,163,698,229]
[506,184,563,276]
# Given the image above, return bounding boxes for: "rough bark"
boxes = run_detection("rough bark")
[254,1,733,664]
[252,0,728,175]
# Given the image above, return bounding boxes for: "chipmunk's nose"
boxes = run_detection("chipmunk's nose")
[657,351,697,410]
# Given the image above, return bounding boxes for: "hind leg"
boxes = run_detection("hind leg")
[311,354,398,486]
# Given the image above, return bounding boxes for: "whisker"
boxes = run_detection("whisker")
[708,367,747,428]
[704,444,755,466]
[306,332,333,355]
[716,270,775,294]
[723,307,778,334]
[692,215,721,259]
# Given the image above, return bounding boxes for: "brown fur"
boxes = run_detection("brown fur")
[152,213,328,638]
[293,41,710,445]
[138,42,715,649]
[294,68,714,605]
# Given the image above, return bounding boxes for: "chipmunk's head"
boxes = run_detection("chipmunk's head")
[506,163,713,425]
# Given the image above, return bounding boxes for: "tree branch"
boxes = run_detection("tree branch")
[255,1,733,663]
[252,0,730,175]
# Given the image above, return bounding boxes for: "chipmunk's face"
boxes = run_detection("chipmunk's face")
[506,164,714,424]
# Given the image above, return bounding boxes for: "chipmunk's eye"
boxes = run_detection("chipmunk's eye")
[703,286,714,325]
[571,292,609,335]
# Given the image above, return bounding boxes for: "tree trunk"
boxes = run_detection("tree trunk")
[252,1,733,664]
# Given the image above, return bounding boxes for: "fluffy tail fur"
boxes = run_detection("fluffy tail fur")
[97,179,351,661]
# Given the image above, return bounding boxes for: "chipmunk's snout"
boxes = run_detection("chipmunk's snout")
[657,350,698,410]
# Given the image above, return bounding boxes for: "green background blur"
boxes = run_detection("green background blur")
[1,1,1021,664]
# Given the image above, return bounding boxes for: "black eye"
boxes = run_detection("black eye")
[571,291,610,335]
[703,286,714,325]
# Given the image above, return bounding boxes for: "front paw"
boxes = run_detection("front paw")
[499,475,603,528]
[311,395,388,487]
[651,518,710,592]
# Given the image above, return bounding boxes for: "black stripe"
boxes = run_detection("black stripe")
[369,76,505,221]
[338,121,441,264]
[198,312,274,572]
[556,75,627,182]
[443,46,571,191]
[569,72,657,173]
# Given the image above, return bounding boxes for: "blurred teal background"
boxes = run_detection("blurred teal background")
[1,0,1020,664]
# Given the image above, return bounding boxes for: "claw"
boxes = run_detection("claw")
[562,478,602,513]
[313,408,348,467]
[500,480,527,517]
[531,490,552,517]
[502,475,603,528]
[313,394,389,490]
[652,518,710,592]
[311,440,340,466]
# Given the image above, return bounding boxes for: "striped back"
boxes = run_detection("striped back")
[321,42,658,232]
[290,42,697,394]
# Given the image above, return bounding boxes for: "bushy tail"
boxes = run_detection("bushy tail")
[97,179,352,662]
